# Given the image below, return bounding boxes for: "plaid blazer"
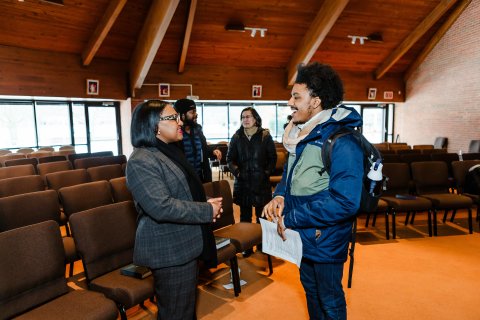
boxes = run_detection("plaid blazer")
[126,147,213,269]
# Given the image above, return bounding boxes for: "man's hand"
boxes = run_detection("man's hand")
[277,215,287,241]
[262,196,284,221]
[213,149,222,161]
[208,197,223,222]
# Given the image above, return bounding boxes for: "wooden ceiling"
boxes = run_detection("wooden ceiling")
[0,0,471,100]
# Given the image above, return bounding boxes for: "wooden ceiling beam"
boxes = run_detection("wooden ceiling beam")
[404,0,471,81]
[178,0,197,73]
[81,0,127,66]
[286,0,349,86]
[130,0,180,96]
[375,0,458,80]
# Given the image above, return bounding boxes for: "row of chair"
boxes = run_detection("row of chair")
[1,179,270,318]
[0,145,75,155]
[0,164,125,196]
[365,160,479,240]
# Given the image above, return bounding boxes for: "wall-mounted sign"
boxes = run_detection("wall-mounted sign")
[252,85,262,98]
[367,88,377,100]
[384,91,394,99]
[159,83,170,97]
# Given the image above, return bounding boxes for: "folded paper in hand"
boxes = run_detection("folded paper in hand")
[260,219,303,268]
[215,236,230,250]
[120,264,152,279]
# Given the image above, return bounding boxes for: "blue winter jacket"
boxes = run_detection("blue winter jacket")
[274,106,364,263]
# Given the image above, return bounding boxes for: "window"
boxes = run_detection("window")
[0,102,36,149]
[35,102,71,147]
[0,99,121,154]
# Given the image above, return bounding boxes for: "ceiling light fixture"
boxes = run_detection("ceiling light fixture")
[225,24,267,38]
[348,32,383,45]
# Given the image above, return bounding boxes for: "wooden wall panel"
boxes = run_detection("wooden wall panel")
[135,63,405,102]
[0,45,403,102]
[0,45,128,99]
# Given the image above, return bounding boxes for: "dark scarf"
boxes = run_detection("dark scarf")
[155,139,218,268]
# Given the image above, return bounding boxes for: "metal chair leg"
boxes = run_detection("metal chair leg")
[450,209,457,222]
[385,210,390,240]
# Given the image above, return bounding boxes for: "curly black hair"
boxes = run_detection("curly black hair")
[295,62,344,109]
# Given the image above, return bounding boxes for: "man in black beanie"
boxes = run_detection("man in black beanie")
[174,98,221,183]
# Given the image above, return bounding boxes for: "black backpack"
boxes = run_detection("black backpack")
[321,126,383,288]
[464,164,480,195]
[321,127,384,213]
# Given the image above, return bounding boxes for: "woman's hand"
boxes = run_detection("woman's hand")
[213,149,222,161]
[207,197,223,222]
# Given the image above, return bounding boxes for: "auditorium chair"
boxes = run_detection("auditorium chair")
[58,180,114,219]
[45,169,89,191]
[451,160,480,225]
[0,221,118,319]
[0,189,79,277]
[411,161,474,235]
[0,164,36,180]
[74,155,127,170]
[69,201,154,320]
[0,175,45,198]
[87,164,124,182]
[109,176,133,202]
[380,163,433,238]
[203,180,273,275]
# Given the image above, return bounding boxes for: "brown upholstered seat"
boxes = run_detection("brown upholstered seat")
[269,149,287,187]
[0,164,36,180]
[452,160,480,225]
[0,175,45,198]
[0,153,25,166]
[0,221,118,320]
[38,155,68,163]
[74,155,126,169]
[109,176,134,202]
[45,168,89,191]
[69,201,154,319]
[87,164,124,182]
[0,189,79,276]
[203,180,273,275]
[380,163,433,238]
[58,180,113,219]
[4,157,38,171]
[37,160,73,183]
[411,161,474,235]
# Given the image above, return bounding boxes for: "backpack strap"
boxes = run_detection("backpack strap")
[321,127,355,175]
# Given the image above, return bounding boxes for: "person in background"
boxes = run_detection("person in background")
[174,98,222,183]
[126,100,223,320]
[262,62,364,320]
[227,107,276,256]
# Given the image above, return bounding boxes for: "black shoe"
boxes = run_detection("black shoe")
[242,249,253,258]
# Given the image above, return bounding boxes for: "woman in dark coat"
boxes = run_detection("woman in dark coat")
[227,107,277,228]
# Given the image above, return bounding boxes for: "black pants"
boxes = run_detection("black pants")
[240,205,264,223]
[152,259,198,320]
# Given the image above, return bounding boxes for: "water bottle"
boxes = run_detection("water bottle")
[367,160,383,195]
[459,150,463,161]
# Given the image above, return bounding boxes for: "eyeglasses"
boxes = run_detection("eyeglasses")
[159,113,181,124]
[241,115,253,120]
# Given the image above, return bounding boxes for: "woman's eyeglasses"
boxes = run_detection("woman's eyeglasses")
[159,113,181,124]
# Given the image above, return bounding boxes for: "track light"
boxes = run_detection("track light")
[225,24,267,38]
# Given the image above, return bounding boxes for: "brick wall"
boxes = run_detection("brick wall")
[395,0,480,153]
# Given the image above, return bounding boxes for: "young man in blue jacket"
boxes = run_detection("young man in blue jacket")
[263,62,364,320]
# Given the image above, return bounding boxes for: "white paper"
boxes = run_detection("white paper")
[260,218,303,268]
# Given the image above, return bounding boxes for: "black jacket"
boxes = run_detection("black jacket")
[227,127,277,207]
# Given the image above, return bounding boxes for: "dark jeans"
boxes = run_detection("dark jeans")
[299,259,346,320]
[239,205,264,223]
[152,259,198,320]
